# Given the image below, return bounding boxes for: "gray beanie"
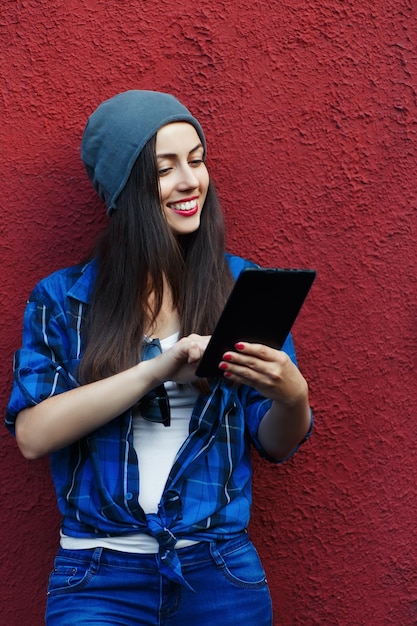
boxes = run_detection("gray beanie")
[81,90,206,214]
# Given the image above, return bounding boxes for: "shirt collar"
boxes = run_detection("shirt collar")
[67,259,97,305]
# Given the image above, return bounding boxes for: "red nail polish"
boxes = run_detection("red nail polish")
[219,362,229,370]
[223,354,233,361]
[235,343,245,350]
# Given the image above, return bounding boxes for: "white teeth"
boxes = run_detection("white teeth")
[171,200,196,211]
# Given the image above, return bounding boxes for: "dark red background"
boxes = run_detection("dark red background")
[1,1,416,624]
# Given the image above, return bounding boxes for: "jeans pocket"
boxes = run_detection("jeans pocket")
[47,549,100,597]
[210,538,268,589]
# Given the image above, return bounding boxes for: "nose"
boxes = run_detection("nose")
[176,163,199,190]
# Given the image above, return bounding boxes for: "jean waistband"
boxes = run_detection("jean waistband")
[56,531,250,571]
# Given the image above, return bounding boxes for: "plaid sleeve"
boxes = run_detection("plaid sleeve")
[242,332,313,463]
[5,288,77,435]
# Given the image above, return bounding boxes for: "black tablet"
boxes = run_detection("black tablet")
[195,267,316,378]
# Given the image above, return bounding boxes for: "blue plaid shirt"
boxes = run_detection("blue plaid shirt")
[6,253,311,588]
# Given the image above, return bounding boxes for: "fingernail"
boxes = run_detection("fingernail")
[223,354,233,361]
[219,362,229,370]
[235,343,245,350]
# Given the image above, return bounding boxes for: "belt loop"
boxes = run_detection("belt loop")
[209,540,225,568]
[90,547,103,574]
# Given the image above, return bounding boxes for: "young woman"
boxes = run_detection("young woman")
[6,90,312,625]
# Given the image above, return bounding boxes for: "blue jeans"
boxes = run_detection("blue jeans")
[45,533,272,625]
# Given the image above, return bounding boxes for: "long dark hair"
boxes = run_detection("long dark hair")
[78,135,234,384]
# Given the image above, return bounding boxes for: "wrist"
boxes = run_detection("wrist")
[273,378,309,411]
[134,358,164,393]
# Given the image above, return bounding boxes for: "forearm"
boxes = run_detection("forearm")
[257,385,311,461]
[15,361,157,460]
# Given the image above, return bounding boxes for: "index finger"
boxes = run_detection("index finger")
[232,342,280,361]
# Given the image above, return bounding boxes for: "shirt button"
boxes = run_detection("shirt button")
[126,492,133,501]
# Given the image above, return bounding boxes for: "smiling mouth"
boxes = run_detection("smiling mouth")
[168,199,198,212]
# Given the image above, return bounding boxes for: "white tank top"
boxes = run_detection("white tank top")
[134,332,199,513]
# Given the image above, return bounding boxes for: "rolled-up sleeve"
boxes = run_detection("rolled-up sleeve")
[5,291,76,435]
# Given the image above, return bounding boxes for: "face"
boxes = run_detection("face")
[155,122,209,236]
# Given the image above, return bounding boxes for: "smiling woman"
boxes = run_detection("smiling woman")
[156,122,209,236]
[5,89,312,626]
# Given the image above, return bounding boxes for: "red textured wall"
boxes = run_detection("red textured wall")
[1,1,416,624]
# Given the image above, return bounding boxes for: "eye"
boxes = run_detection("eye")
[158,166,172,176]
[189,158,205,167]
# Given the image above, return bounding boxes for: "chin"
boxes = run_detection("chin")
[170,217,201,236]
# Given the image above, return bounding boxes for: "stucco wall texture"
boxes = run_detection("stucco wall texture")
[1,1,416,624]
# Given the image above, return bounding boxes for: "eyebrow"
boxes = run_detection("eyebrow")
[156,143,203,159]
